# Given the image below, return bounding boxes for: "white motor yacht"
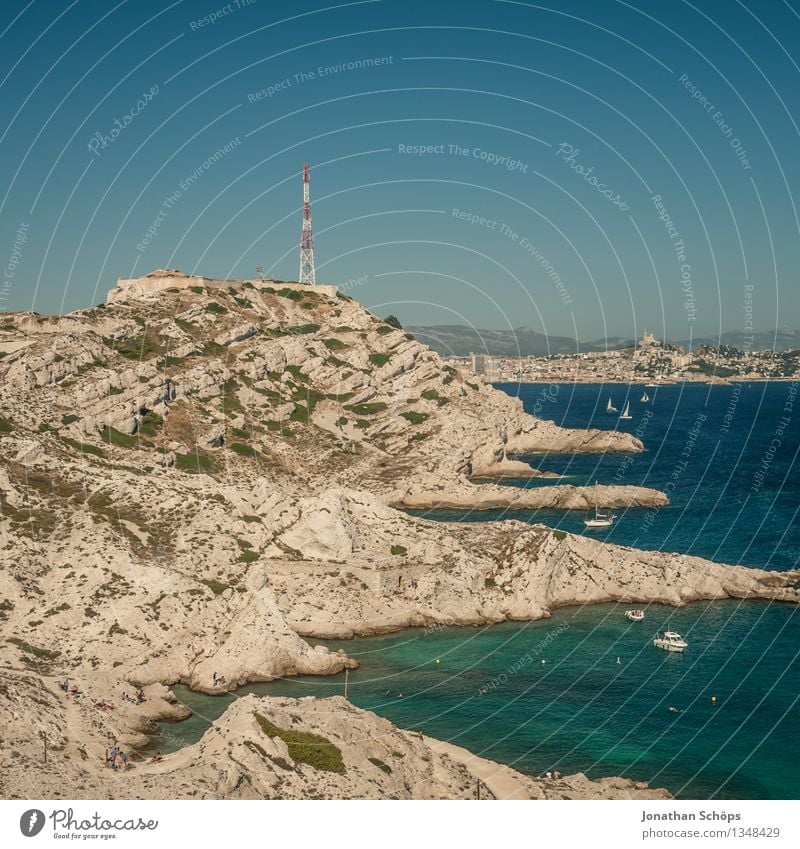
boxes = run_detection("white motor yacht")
[653,631,688,652]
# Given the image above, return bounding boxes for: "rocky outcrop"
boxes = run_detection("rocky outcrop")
[0,278,795,801]
[0,677,669,800]
[390,482,668,511]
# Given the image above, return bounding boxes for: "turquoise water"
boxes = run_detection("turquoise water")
[155,382,800,799]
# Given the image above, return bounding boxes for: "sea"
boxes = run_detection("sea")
[155,382,800,799]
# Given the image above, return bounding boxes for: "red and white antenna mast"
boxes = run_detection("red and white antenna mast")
[299,162,316,285]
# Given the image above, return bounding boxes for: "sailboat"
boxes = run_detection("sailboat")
[584,481,615,529]
[640,391,649,402]
[619,401,632,420]
[606,397,618,413]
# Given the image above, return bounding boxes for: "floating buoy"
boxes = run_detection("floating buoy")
[541,659,546,665]
[435,658,441,665]
[712,695,717,703]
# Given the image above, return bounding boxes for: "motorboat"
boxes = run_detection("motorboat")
[584,481,615,529]
[606,397,617,413]
[619,401,632,420]
[625,609,645,621]
[653,631,688,652]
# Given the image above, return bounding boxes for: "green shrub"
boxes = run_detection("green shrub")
[138,411,164,437]
[390,544,407,556]
[286,323,320,335]
[368,757,392,774]
[201,579,230,595]
[7,637,60,660]
[285,364,310,383]
[484,577,496,588]
[368,353,390,367]
[323,338,347,350]
[552,529,567,541]
[230,442,259,458]
[114,335,155,360]
[238,549,259,563]
[0,417,13,433]
[277,288,304,301]
[253,712,345,774]
[63,437,105,457]
[175,451,216,474]
[400,410,429,425]
[345,402,387,416]
[383,315,402,329]
[101,427,138,449]
[289,404,310,423]
[205,302,228,315]
[189,286,205,294]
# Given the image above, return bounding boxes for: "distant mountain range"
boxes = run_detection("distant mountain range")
[406,325,800,356]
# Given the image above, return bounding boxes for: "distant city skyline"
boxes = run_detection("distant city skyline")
[2,0,799,340]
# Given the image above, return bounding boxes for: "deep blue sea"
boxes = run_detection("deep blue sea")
[157,383,800,799]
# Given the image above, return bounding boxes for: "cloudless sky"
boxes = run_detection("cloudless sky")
[1,0,799,342]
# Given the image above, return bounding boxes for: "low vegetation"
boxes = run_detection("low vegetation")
[253,712,345,774]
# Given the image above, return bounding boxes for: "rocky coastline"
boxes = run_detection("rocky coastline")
[1,275,797,800]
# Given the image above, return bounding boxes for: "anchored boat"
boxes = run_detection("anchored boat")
[584,481,615,529]
[653,631,688,652]
[625,609,645,621]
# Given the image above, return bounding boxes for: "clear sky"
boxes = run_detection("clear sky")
[1,0,799,342]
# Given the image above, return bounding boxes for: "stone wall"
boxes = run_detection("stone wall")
[106,273,338,304]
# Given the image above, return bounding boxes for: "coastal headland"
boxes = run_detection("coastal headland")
[1,270,797,799]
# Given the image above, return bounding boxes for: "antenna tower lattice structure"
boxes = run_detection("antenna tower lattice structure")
[299,162,316,285]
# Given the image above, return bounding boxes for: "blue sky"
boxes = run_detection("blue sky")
[1,0,799,341]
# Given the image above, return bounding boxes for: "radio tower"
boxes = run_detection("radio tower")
[299,162,316,285]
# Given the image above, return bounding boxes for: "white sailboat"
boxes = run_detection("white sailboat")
[606,397,618,413]
[640,391,649,402]
[583,481,615,529]
[619,401,632,420]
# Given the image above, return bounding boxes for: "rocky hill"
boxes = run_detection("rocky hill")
[1,276,797,800]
